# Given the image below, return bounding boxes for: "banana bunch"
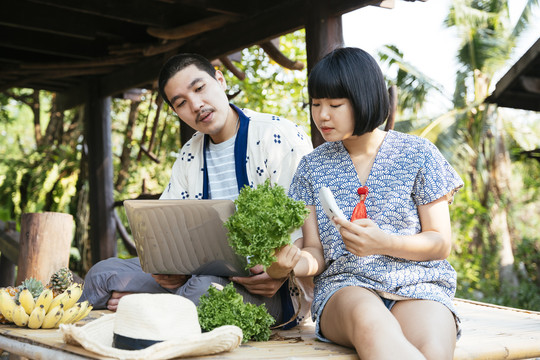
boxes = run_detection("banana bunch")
[0,283,93,329]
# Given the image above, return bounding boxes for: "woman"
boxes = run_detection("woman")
[268,47,463,359]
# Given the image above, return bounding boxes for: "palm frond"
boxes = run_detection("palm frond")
[378,45,449,97]
[511,0,540,40]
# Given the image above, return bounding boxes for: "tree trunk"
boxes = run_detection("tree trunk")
[116,99,141,191]
[44,92,65,146]
[15,212,74,285]
[489,107,519,290]
[31,90,42,147]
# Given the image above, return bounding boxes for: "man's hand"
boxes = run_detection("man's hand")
[151,274,191,289]
[231,265,286,297]
[107,291,133,311]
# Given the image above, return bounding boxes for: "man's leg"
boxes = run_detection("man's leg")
[81,257,167,308]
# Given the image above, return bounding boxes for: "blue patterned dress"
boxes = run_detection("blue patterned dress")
[288,130,464,340]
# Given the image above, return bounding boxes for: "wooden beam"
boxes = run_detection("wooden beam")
[84,82,117,263]
[0,0,144,42]
[0,25,105,60]
[305,0,345,147]
[147,15,239,40]
[28,0,197,28]
[488,38,540,104]
[218,56,246,80]
[520,76,540,94]
[171,0,256,16]
[260,41,304,70]
[55,0,376,110]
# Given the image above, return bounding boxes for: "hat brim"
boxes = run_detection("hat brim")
[60,314,243,360]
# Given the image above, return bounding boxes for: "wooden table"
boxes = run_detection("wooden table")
[1,299,540,360]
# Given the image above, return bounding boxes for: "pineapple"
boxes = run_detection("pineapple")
[47,267,73,296]
[15,278,44,301]
[0,278,44,324]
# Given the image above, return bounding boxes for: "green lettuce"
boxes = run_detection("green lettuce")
[224,179,309,270]
[197,282,275,342]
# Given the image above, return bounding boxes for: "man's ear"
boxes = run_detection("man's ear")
[215,69,227,90]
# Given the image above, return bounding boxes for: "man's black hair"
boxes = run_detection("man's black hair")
[158,53,217,108]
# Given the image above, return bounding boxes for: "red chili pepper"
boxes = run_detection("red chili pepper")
[350,186,369,221]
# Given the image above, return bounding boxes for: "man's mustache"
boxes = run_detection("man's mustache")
[196,108,214,122]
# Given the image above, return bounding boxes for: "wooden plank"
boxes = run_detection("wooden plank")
[29,0,197,28]
[0,25,105,60]
[1,299,539,360]
[453,299,540,360]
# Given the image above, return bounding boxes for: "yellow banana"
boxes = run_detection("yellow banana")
[58,304,80,325]
[0,290,16,322]
[35,288,54,313]
[71,301,89,322]
[41,306,64,329]
[48,290,69,311]
[18,288,35,315]
[76,303,93,323]
[12,304,29,327]
[63,283,83,310]
[27,304,46,329]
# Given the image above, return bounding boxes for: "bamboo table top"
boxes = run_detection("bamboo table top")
[1,298,539,360]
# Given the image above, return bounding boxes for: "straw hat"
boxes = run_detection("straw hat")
[60,293,243,360]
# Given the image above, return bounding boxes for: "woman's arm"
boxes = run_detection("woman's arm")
[267,205,326,279]
[334,196,452,261]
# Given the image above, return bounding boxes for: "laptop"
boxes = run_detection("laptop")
[124,199,250,277]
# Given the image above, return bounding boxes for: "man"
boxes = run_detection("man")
[81,53,313,328]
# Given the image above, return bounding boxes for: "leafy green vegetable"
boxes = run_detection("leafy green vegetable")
[197,283,275,342]
[224,179,309,269]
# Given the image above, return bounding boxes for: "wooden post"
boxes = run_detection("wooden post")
[305,0,344,148]
[85,80,117,264]
[0,220,19,286]
[15,212,73,286]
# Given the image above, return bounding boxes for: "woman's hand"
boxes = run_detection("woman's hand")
[334,196,453,261]
[266,244,302,279]
[333,217,390,257]
[151,274,191,289]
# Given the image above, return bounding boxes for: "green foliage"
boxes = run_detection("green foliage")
[221,30,310,135]
[0,91,81,221]
[225,179,309,270]
[197,282,275,342]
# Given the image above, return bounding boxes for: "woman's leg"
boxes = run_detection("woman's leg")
[391,299,457,360]
[319,287,425,360]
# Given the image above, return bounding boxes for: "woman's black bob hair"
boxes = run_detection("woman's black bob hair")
[308,47,390,136]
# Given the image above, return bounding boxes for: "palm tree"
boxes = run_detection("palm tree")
[444,0,539,291]
[380,0,539,297]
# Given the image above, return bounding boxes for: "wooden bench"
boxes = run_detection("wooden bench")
[1,298,539,359]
